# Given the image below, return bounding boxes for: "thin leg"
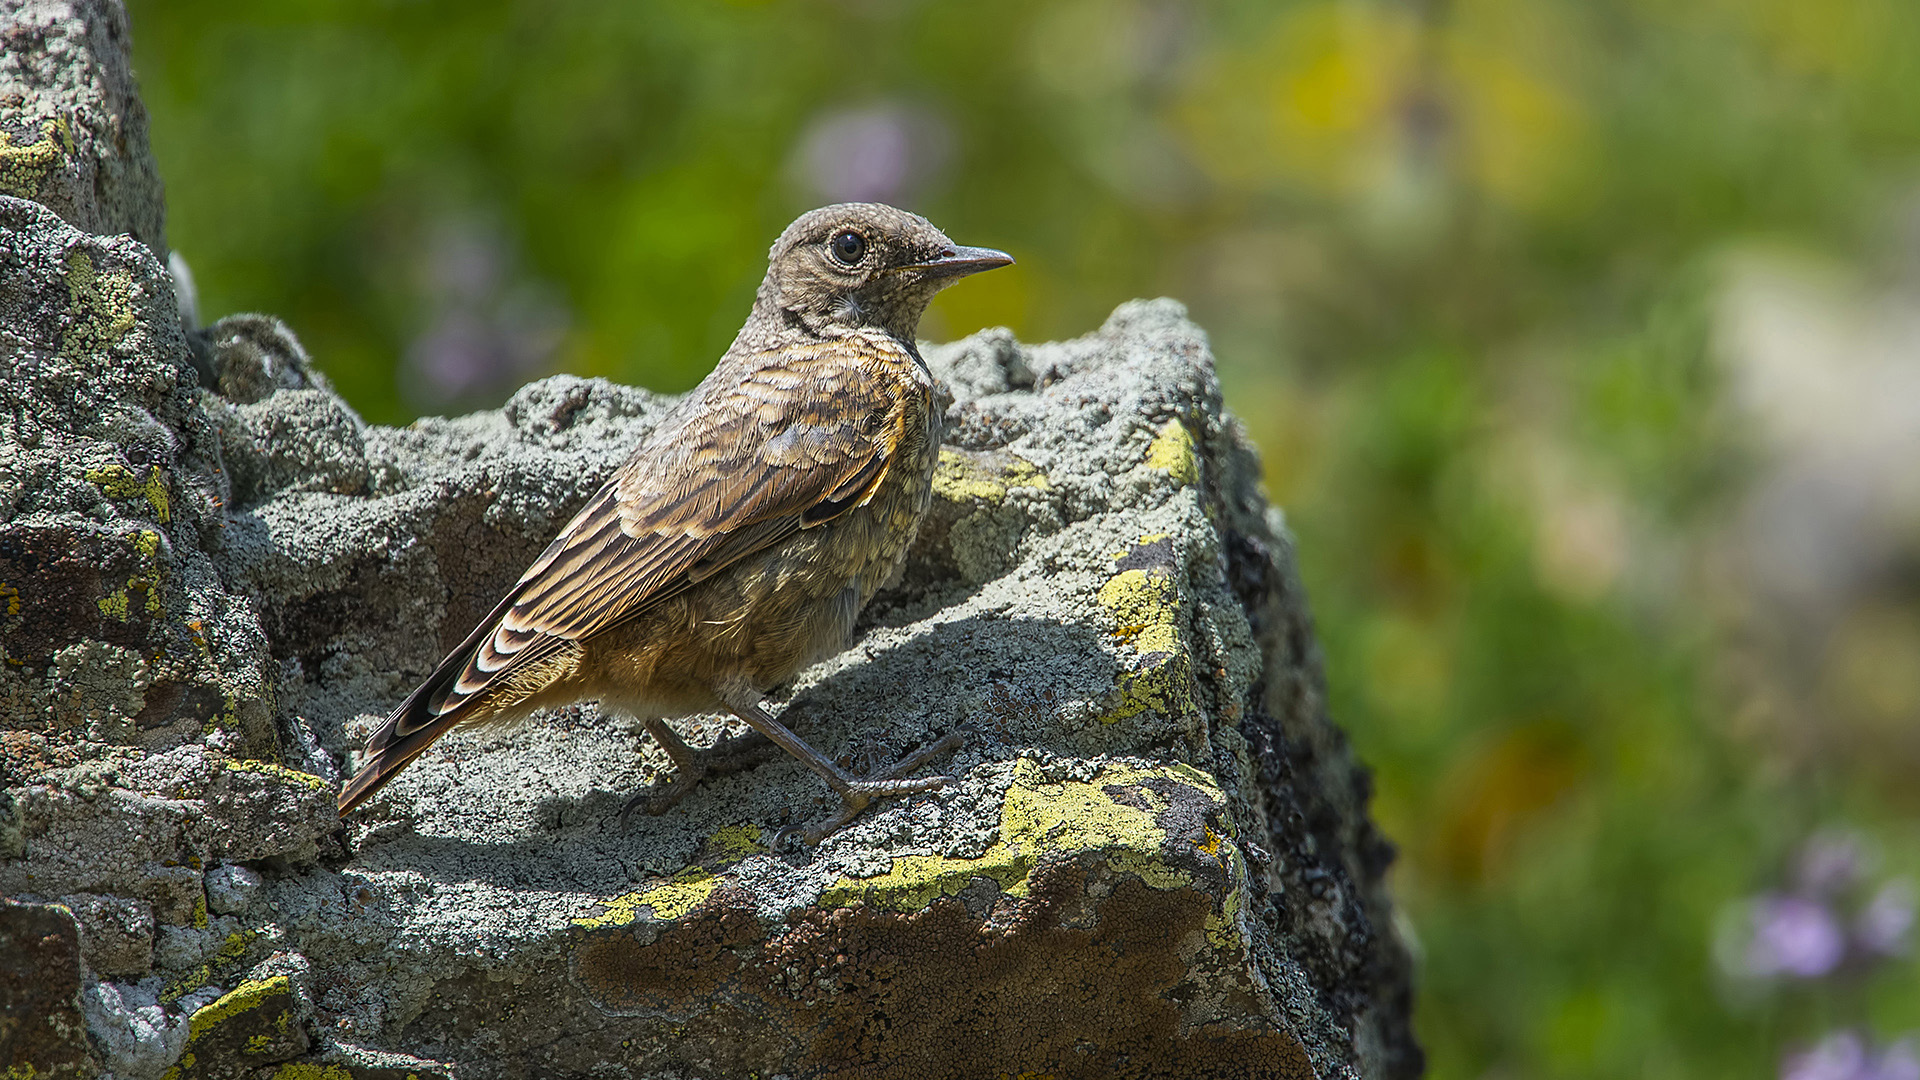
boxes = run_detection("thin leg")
[714,686,963,842]
[618,717,778,828]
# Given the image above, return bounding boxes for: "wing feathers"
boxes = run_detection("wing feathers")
[339,337,911,816]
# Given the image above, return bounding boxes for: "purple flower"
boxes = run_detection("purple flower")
[1781,1033,1920,1080]
[1856,880,1915,958]
[1784,1032,1866,1080]
[1797,832,1872,898]
[791,103,953,205]
[401,216,568,409]
[1877,1039,1920,1080]
[1746,894,1847,979]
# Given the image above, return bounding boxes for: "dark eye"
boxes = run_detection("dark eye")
[830,230,866,265]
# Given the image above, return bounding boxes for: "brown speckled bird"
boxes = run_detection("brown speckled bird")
[337,203,1011,839]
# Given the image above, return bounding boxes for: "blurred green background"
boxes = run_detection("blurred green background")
[126,0,1920,1075]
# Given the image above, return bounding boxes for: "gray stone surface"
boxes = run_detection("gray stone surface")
[0,2,1420,1076]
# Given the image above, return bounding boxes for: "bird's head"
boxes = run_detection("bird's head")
[756,203,1012,343]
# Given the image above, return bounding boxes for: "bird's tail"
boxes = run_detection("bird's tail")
[337,584,537,817]
[336,706,460,817]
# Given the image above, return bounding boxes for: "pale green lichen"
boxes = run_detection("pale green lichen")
[931,448,1051,506]
[576,867,719,928]
[62,249,141,359]
[1146,419,1200,485]
[820,759,1227,913]
[0,117,71,201]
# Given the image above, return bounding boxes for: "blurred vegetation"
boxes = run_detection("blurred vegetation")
[127,0,1920,1075]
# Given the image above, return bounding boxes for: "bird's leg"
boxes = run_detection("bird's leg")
[619,716,778,828]
[716,687,963,842]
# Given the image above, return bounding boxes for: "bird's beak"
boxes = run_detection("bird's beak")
[907,245,1015,279]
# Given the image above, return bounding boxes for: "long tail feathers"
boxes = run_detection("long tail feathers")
[338,586,533,817]
[336,708,460,817]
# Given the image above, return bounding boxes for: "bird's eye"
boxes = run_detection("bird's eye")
[830,230,867,266]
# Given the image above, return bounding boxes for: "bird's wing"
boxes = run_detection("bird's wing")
[367,339,902,736]
[339,341,910,815]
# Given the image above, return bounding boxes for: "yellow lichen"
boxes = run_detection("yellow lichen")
[1146,419,1200,485]
[575,867,719,928]
[820,760,1228,912]
[160,963,211,1004]
[708,824,766,862]
[932,449,1052,506]
[1095,564,1197,723]
[85,467,171,524]
[1097,569,1183,657]
[819,849,1030,912]
[0,583,20,617]
[0,117,71,200]
[96,586,130,621]
[184,976,291,1040]
[160,931,258,1005]
[92,531,165,621]
[222,757,330,792]
[1206,889,1243,950]
[219,929,257,960]
[267,1063,356,1080]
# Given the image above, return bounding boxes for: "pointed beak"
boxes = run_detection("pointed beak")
[907,244,1015,279]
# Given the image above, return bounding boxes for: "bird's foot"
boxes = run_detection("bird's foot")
[805,731,964,844]
[618,726,779,829]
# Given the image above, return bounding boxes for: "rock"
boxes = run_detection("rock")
[60,891,154,978]
[0,2,1421,1077]
[202,865,260,917]
[1,899,101,1078]
[168,974,309,1080]
[0,0,167,258]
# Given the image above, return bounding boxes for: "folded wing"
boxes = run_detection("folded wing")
[338,344,902,814]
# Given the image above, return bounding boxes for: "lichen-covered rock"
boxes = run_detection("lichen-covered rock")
[0,3,1420,1076]
[0,0,167,258]
[166,974,309,1080]
[5,267,1418,1077]
[164,294,1416,1080]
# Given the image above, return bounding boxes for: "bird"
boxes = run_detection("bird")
[337,203,1012,842]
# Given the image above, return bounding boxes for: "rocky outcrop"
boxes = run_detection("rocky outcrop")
[0,0,167,258]
[0,4,1420,1078]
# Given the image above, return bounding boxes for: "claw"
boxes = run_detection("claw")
[615,721,779,830]
[805,731,965,844]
